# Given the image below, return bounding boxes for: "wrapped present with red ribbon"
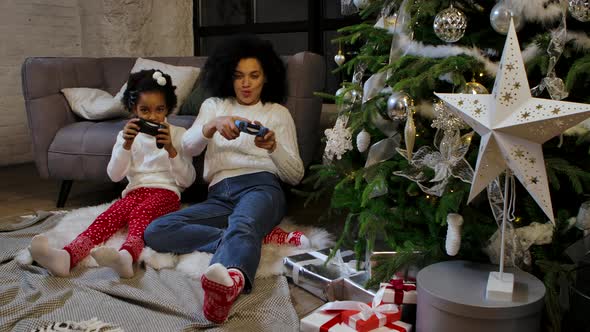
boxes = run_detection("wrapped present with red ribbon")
[377,321,413,332]
[300,304,347,332]
[377,278,417,305]
[321,300,401,332]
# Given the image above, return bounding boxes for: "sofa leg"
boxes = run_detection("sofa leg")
[57,180,73,208]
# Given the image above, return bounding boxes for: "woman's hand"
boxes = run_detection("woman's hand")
[253,121,276,153]
[157,123,177,158]
[122,118,140,150]
[203,116,250,140]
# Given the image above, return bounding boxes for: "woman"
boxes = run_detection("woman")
[143,35,306,324]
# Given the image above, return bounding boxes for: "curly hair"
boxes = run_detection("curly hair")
[199,34,287,104]
[121,69,177,113]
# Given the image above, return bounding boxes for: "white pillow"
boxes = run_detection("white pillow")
[61,88,128,120]
[114,58,200,114]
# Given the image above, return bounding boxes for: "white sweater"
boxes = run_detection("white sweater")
[107,122,196,198]
[183,97,304,186]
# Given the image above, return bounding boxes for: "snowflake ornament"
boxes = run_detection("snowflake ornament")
[324,115,353,162]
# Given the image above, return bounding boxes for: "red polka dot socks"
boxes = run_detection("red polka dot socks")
[201,263,245,324]
[263,227,310,248]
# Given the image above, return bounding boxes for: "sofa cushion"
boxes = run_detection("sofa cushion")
[61,88,127,120]
[49,119,127,156]
[178,84,211,116]
[113,58,201,115]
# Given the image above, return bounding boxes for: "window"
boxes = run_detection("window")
[193,0,360,94]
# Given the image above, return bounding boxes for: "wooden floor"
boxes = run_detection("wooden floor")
[0,162,325,318]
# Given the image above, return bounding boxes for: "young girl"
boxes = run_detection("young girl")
[30,69,196,278]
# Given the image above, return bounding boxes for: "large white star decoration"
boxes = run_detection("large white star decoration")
[435,20,590,223]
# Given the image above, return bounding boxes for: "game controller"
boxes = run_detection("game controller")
[234,120,269,137]
[136,118,165,149]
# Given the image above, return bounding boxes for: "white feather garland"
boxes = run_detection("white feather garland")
[393,28,588,82]
[511,0,564,23]
[568,31,590,51]
[397,34,499,75]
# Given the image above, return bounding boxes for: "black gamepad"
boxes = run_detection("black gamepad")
[234,120,269,137]
[136,118,165,149]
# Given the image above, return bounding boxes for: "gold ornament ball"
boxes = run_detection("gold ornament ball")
[459,81,489,94]
[384,14,398,29]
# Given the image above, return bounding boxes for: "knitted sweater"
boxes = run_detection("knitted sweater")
[183,97,304,186]
[108,122,196,198]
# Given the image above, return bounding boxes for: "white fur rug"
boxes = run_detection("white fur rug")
[16,201,333,281]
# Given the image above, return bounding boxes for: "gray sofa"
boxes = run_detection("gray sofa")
[21,52,325,207]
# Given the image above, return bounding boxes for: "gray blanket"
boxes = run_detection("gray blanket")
[0,213,299,332]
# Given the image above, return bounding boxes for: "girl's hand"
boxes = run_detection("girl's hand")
[157,123,177,158]
[253,121,276,152]
[123,118,140,150]
[203,116,250,140]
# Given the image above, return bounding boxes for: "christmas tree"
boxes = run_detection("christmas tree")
[297,1,590,330]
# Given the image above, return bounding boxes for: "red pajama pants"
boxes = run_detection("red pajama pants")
[63,187,180,267]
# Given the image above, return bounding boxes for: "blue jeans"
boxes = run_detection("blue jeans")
[143,171,286,292]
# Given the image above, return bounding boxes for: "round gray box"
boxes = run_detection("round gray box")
[417,260,545,332]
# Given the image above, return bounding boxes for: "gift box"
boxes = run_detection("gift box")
[326,273,375,303]
[341,303,401,332]
[374,321,413,332]
[377,279,417,305]
[300,299,410,332]
[321,300,401,332]
[285,248,364,301]
[326,272,417,326]
[300,307,344,332]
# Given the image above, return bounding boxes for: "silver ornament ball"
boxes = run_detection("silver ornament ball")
[433,6,467,43]
[347,90,360,104]
[569,0,590,22]
[490,1,523,35]
[459,80,489,94]
[387,91,414,121]
[336,87,360,104]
